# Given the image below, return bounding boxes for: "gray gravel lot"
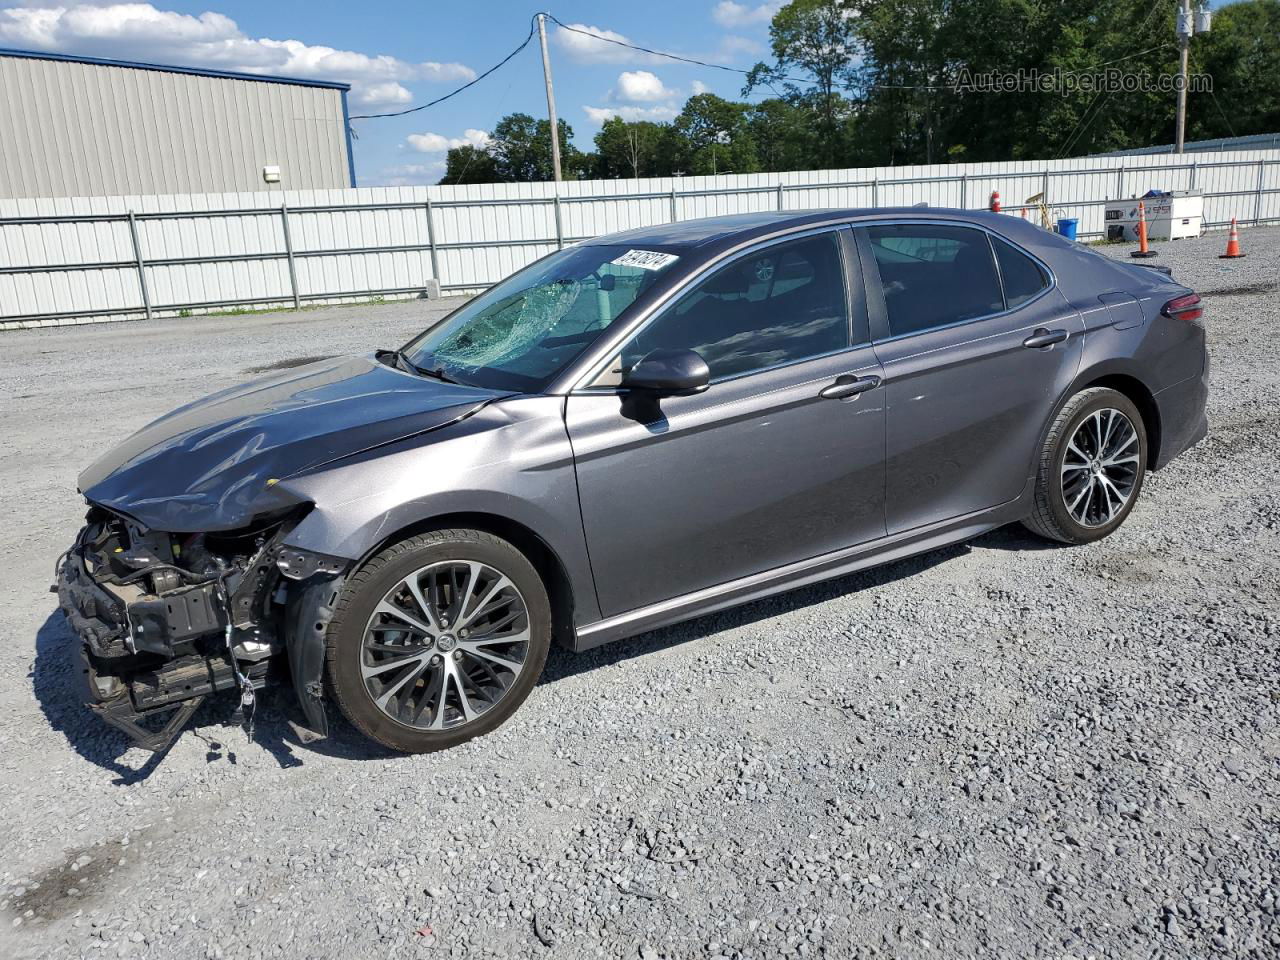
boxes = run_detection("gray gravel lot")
[0,228,1277,959]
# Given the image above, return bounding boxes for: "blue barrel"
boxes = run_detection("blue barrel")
[1057,217,1079,241]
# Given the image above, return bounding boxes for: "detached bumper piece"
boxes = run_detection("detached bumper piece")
[78,644,269,753]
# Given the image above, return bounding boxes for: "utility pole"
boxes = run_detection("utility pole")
[1175,0,1191,154]
[536,13,563,182]
[1175,2,1212,154]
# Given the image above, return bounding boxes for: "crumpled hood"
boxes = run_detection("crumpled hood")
[80,353,508,532]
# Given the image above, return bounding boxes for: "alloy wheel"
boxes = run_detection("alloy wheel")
[360,560,530,730]
[1060,407,1141,528]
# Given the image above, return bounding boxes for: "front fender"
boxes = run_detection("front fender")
[275,396,602,625]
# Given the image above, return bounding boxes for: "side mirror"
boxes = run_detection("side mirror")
[620,348,710,396]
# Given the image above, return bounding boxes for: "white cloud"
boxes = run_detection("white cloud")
[583,104,679,125]
[553,22,659,64]
[0,3,474,107]
[406,129,490,153]
[691,79,710,95]
[614,70,673,102]
[353,82,412,107]
[711,1,782,28]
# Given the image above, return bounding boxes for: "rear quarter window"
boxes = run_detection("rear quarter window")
[992,236,1051,308]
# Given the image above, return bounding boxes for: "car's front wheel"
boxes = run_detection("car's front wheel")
[325,528,551,753]
[1023,387,1148,545]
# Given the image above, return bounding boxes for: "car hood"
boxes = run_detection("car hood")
[80,353,510,532]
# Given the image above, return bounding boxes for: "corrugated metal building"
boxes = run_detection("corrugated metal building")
[0,49,355,199]
[1092,132,1280,157]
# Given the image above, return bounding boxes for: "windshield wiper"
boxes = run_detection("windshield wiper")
[416,364,458,384]
[383,349,458,384]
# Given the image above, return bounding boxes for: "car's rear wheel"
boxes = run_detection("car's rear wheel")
[325,529,551,753]
[1023,387,1148,545]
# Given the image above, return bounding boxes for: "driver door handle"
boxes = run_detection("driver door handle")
[819,374,881,400]
[1023,328,1069,349]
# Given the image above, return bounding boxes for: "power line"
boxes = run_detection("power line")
[348,17,537,120]
[1190,50,1236,138]
[545,14,810,86]
[1057,89,1112,159]
[347,12,1176,125]
[548,14,932,93]
[1065,43,1175,72]
[553,15,1172,94]
[347,11,817,126]
[1054,43,1176,159]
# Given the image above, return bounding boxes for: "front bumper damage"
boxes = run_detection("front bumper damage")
[55,506,348,753]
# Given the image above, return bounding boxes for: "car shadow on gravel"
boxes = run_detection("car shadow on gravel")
[540,537,975,683]
[33,610,175,784]
[30,610,395,781]
[968,524,1066,552]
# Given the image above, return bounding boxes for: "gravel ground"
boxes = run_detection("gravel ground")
[0,227,1276,960]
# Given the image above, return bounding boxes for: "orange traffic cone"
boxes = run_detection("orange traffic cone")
[989,191,1001,213]
[1130,201,1157,258]
[1219,218,1246,259]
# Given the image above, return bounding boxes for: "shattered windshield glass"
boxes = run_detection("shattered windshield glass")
[403,244,681,391]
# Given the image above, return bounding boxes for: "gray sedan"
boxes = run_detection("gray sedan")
[56,209,1208,754]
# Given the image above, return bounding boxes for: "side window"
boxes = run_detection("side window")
[606,232,850,383]
[992,236,1050,309]
[867,224,1004,338]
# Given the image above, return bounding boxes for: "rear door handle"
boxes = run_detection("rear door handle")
[1023,328,1069,349]
[819,374,881,400]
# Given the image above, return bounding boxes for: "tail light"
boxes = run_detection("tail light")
[1162,293,1203,324]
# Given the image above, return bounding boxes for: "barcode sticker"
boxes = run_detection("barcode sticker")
[610,249,679,271]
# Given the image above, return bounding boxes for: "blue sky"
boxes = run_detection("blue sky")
[0,1,786,185]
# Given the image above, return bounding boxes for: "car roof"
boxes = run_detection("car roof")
[585,207,1032,253]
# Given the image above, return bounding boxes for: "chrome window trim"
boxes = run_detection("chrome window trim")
[559,220,858,395]
[858,218,1058,345]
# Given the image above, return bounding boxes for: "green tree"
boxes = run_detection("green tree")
[487,113,588,181]
[855,0,950,164]
[745,97,821,171]
[1187,0,1280,141]
[592,118,678,178]
[856,0,1193,162]
[434,1,1280,185]
[439,144,498,185]
[672,94,761,175]
[746,0,861,166]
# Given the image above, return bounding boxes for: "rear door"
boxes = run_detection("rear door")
[856,221,1084,534]
[564,227,887,618]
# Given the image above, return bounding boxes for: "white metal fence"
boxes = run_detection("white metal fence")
[1,148,1276,330]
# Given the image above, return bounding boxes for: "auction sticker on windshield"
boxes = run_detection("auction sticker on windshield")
[610,249,680,271]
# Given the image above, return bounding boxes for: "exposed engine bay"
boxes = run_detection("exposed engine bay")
[56,505,349,752]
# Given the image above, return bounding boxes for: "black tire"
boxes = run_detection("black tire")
[325,528,551,754]
[1022,387,1148,545]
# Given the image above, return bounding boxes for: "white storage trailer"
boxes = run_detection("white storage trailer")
[1103,192,1205,242]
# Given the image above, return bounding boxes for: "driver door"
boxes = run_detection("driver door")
[564,227,888,618]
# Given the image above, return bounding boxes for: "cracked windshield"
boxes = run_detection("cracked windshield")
[404,244,680,390]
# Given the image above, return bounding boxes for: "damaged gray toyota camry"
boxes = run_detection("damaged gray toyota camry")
[56,209,1209,754]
